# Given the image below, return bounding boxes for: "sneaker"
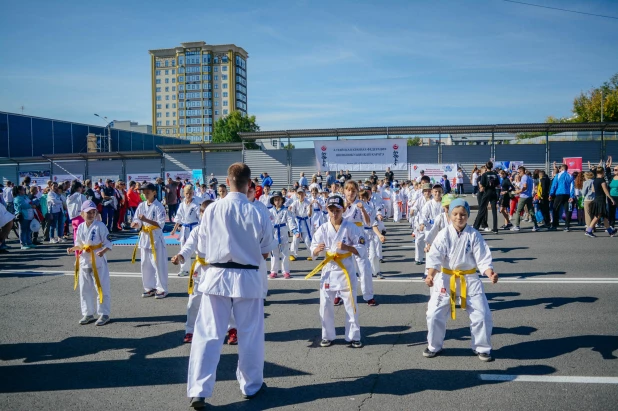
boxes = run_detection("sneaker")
[510,226,520,231]
[95,315,110,326]
[177,270,189,277]
[585,230,596,238]
[58,238,68,243]
[227,328,238,345]
[379,258,384,263]
[532,226,540,232]
[333,297,343,306]
[79,315,96,325]
[242,382,266,400]
[289,255,297,261]
[504,223,513,229]
[183,333,193,344]
[142,289,156,298]
[423,347,440,358]
[563,227,571,232]
[415,260,423,265]
[189,397,206,410]
[491,230,499,234]
[499,224,508,229]
[483,227,491,232]
[350,340,363,348]
[269,272,278,279]
[376,272,385,279]
[49,238,58,244]
[20,246,29,250]
[367,298,378,306]
[283,272,291,279]
[155,291,168,299]
[320,339,332,347]
[307,257,313,261]
[606,228,615,237]
[474,350,493,362]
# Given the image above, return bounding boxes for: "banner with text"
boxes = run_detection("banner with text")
[192,169,204,185]
[314,139,407,172]
[409,164,457,185]
[19,170,50,188]
[165,171,192,181]
[91,175,120,184]
[563,157,582,174]
[127,173,160,183]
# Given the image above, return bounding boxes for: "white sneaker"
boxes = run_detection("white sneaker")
[177,270,189,277]
[50,238,58,244]
[483,228,491,232]
[510,226,521,231]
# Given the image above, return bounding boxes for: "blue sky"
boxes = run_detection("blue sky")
[0,0,617,132]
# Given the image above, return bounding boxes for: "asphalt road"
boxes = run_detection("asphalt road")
[1,208,617,411]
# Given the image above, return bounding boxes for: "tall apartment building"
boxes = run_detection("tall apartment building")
[149,41,248,142]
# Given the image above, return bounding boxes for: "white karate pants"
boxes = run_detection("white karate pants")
[179,226,196,273]
[290,228,311,257]
[355,255,374,301]
[320,284,360,342]
[415,231,425,263]
[140,246,169,293]
[187,295,264,399]
[426,289,493,354]
[369,233,381,275]
[79,266,111,316]
[271,243,290,274]
[383,200,392,218]
[186,264,206,334]
[393,202,402,223]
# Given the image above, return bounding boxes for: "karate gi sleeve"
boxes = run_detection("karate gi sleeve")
[286,211,299,234]
[99,223,113,250]
[425,217,443,245]
[258,209,277,255]
[350,225,368,259]
[472,231,493,274]
[310,226,324,255]
[74,225,84,248]
[179,228,198,260]
[426,230,447,270]
[132,203,143,230]
[174,204,184,224]
[154,204,166,229]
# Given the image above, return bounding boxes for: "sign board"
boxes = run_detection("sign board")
[192,169,204,185]
[127,173,160,183]
[563,157,582,174]
[90,175,120,184]
[314,139,407,172]
[409,164,458,185]
[165,171,192,181]
[19,170,50,188]
[53,174,83,183]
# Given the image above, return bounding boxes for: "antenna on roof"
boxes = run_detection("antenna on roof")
[20,105,25,114]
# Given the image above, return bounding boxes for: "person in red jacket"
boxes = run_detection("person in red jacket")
[116,181,128,231]
[127,181,142,222]
[254,177,263,200]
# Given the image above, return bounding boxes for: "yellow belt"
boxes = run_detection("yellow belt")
[131,224,159,264]
[306,251,355,313]
[74,243,105,304]
[441,267,477,320]
[354,222,363,227]
[188,256,208,294]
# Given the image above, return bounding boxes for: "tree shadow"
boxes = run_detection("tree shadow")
[489,296,598,311]
[492,257,536,264]
[490,246,529,253]
[498,271,566,279]
[495,335,618,360]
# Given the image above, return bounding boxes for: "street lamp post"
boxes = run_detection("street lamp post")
[94,113,112,152]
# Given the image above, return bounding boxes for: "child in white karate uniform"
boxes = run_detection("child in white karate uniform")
[269,191,297,279]
[67,200,113,326]
[413,183,432,265]
[359,188,386,279]
[423,199,499,362]
[392,185,403,223]
[131,183,169,299]
[172,199,214,343]
[173,185,201,276]
[309,195,366,348]
[289,187,313,261]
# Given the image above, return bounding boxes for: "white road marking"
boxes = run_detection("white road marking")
[479,374,618,384]
[1,270,618,284]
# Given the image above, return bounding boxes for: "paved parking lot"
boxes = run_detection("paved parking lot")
[1,211,617,410]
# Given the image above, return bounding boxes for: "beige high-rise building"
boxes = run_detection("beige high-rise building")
[148,41,248,143]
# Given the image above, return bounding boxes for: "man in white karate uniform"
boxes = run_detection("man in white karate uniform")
[187,163,276,409]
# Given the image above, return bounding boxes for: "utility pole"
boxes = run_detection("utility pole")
[20,105,25,114]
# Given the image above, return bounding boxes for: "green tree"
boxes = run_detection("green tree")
[407,136,422,146]
[283,143,295,149]
[212,110,260,149]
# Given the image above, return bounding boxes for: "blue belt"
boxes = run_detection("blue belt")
[313,208,320,212]
[182,222,198,230]
[274,223,286,244]
[364,226,372,230]
[296,216,312,241]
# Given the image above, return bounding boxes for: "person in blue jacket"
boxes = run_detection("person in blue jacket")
[260,172,273,188]
[548,163,575,231]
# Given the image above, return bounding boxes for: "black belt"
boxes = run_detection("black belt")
[210,262,259,270]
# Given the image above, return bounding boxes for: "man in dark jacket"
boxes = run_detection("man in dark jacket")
[473,161,500,233]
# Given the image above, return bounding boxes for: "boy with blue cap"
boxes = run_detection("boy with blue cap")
[423,198,499,362]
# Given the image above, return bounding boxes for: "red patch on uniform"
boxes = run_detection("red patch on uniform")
[324,283,330,290]
[440,288,447,294]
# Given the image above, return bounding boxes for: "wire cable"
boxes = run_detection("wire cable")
[502,0,618,20]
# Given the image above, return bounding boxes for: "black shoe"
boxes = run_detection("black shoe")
[491,230,499,234]
[189,397,206,409]
[379,258,384,264]
[242,382,266,399]
[350,340,363,348]
[423,347,440,358]
[415,260,423,265]
[473,350,493,362]
[320,339,332,347]
[547,227,557,231]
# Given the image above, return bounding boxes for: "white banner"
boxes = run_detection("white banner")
[53,174,83,183]
[127,173,160,183]
[409,164,457,185]
[164,171,192,181]
[314,139,407,172]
